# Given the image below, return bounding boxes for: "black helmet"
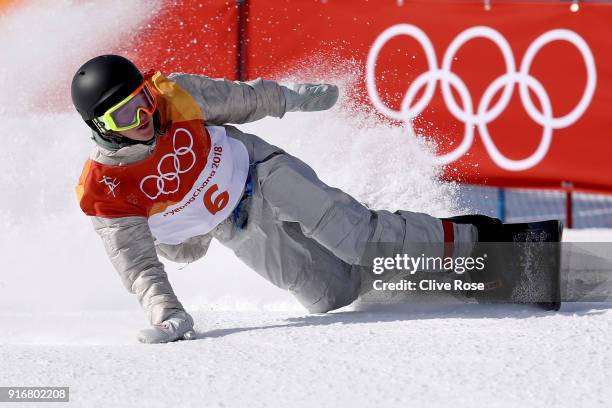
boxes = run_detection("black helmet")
[71,54,143,123]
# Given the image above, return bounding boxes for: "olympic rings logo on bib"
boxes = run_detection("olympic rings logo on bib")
[366,24,597,171]
[140,127,196,200]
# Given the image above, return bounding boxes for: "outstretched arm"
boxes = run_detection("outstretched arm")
[168,73,339,125]
[91,215,195,343]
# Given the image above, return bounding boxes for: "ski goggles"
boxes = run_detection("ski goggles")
[93,81,157,132]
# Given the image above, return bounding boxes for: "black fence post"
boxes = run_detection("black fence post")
[562,181,574,229]
[236,0,249,81]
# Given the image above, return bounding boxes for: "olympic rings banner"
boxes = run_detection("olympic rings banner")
[130,0,612,193]
[242,0,612,193]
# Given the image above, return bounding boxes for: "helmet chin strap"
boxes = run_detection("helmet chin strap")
[90,111,160,151]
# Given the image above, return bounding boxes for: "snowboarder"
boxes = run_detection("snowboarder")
[72,55,561,344]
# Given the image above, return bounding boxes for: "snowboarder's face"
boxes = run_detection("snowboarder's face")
[115,110,154,142]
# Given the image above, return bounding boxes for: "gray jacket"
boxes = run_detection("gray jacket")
[88,74,292,325]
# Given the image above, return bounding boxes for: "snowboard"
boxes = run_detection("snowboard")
[469,219,563,311]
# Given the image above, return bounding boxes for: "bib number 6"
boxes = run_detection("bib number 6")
[203,184,229,215]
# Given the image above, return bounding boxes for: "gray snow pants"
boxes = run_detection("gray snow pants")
[212,126,476,313]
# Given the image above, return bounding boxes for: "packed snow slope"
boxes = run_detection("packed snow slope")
[1,300,611,408]
[0,2,610,408]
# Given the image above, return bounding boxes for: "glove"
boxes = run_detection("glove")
[137,311,196,344]
[282,83,339,113]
